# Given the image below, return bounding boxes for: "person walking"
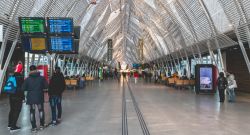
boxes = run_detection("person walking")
[22,65,48,132]
[48,67,66,126]
[227,74,237,102]
[8,67,24,132]
[134,71,139,84]
[217,72,228,102]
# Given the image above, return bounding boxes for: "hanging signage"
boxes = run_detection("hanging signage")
[139,39,144,62]
[21,35,48,53]
[47,17,74,34]
[19,17,46,34]
[0,25,3,42]
[107,39,113,61]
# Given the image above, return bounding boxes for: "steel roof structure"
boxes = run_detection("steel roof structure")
[1,0,250,67]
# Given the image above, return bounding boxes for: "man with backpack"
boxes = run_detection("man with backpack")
[22,65,48,132]
[7,66,24,131]
[217,72,228,102]
[48,67,66,126]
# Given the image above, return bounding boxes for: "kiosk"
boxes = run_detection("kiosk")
[195,64,218,94]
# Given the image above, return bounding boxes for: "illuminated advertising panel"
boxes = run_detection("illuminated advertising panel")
[200,67,213,90]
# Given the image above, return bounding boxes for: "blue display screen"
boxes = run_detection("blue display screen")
[50,37,73,52]
[200,67,213,90]
[48,19,73,33]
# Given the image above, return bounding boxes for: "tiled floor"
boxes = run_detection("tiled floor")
[0,78,250,135]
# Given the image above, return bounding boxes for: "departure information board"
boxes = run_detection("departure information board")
[49,36,73,52]
[31,38,46,51]
[47,18,73,34]
[21,36,47,53]
[19,17,45,33]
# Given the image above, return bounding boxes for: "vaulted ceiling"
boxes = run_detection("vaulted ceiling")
[1,0,250,66]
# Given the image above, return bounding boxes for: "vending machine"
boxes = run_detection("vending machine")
[195,64,218,94]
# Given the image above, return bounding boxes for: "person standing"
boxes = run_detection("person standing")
[48,67,66,126]
[217,72,228,102]
[227,74,237,102]
[22,65,48,132]
[8,67,24,131]
[134,71,139,84]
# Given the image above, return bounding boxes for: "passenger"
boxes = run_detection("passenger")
[134,71,139,84]
[48,67,66,126]
[8,65,24,132]
[227,73,237,102]
[217,72,228,102]
[22,65,48,132]
[79,74,86,88]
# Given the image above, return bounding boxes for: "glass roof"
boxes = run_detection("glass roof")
[1,0,246,64]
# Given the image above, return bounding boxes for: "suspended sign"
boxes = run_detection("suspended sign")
[139,39,144,62]
[107,39,113,61]
[0,25,3,42]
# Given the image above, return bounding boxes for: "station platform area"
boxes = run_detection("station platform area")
[0,78,250,135]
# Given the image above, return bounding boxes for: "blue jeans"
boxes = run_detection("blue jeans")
[227,88,235,102]
[49,96,62,122]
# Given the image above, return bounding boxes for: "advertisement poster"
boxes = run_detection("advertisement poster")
[200,67,213,90]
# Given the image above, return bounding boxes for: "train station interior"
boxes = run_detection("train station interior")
[0,0,250,135]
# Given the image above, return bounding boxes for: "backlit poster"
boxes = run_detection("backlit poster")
[200,67,213,90]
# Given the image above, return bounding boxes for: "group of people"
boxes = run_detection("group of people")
[65,74,86,88]
[8,64,66,133]
[217,72,238,102]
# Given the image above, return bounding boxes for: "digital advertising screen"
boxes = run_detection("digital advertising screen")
[47,18,73,34]
[199,67,213,90]
[21,36,47,53]
[19,17,46,34]
[49,36,73,52]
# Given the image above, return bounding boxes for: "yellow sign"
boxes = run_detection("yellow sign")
[31,38,46,50]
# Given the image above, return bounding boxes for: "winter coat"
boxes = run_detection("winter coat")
[22,72,48,105]
[48,72,66,96]
[10,72,24,99]
[227,74,237,89]
[217,76,228,90]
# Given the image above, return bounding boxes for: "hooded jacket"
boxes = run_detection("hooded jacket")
[22,71,48,104]
[48,72,66,96]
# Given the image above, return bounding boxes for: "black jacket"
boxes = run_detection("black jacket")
[48,72,65,96]
[217,76,228,90]
[10,72,24,99]
[22,71,48,105]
